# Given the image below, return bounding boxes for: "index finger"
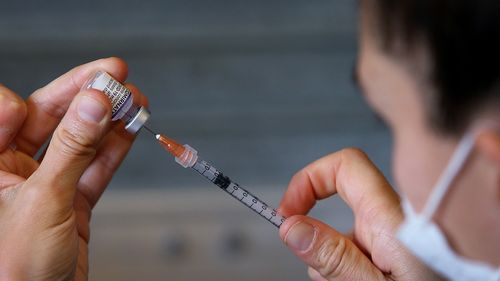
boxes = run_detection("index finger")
[14,57,128,157]
[279,148,399,221]
[278,148,401,256]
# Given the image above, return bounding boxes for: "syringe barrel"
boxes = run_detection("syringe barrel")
[82,70,150,134]
[171,143,286,227]
[191,159,286,228]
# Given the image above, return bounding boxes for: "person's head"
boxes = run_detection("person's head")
[356,0,500,266]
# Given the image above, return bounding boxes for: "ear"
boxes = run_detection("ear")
[477,129,500,203]
[477,130,500,164]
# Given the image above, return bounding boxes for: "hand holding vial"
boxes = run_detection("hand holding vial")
[0,58,148,280]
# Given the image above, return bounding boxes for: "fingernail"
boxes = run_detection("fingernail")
[77,96,107,123]
[285,221,316,252]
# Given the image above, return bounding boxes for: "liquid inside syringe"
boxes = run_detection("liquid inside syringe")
[155,133,286,228]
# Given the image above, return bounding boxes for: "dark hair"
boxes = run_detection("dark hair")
[365,0,500,135]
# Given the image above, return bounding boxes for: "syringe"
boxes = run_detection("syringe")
[81,70,285,227]
[154,133,286,228]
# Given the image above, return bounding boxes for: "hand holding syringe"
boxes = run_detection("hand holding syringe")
[154,133,286,228]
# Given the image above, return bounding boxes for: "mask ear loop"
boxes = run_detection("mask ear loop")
[420,131,477,220]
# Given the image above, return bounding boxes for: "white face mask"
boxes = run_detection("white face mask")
[397,131,500,281]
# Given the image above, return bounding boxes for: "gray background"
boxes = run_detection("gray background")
[0,1,392,280]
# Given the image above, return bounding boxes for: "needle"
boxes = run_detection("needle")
[142,125,157,136]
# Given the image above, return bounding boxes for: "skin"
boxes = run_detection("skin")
[278,4,500,281]
[0,58,148,281]
[356,4,500,267]
[0,7,498,281]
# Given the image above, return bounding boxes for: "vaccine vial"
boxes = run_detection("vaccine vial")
[82,71,150,134]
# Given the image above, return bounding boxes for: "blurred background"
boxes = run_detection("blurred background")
[0,0,391,280]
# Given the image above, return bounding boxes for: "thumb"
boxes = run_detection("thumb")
[27,89,111,204]
[280,215,387,281]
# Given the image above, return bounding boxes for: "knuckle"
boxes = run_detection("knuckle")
[290,169,306,183]
[340,147,368,160]
[315,236,348,278]
[28,95,67,119]
[4,99,27,119]
[21,177,64,208]
[54,124,97,158]
[104,57,128,73]
[109,56,127,66]
[18,100,28,118]
[30,86,44,97]
[0,87,27,117]
[12,99,27,119]
[289,168,313,188]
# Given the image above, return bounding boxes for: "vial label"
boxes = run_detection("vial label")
[85,71,132,121]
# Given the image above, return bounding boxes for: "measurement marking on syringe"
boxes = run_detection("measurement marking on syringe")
[156,134,286,228]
